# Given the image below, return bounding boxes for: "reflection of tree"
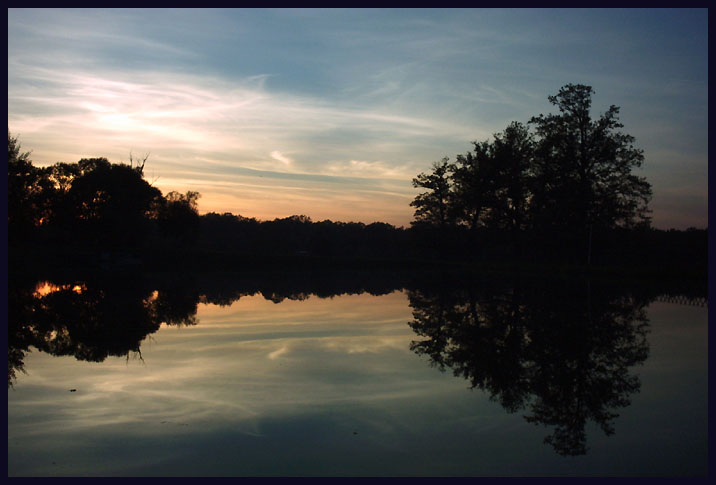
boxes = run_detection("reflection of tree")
[8,276,198,387]
[8,266,670,460]
[7,269,407,387]
[408,278,651,456]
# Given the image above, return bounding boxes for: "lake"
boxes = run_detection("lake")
[7,271,708,476]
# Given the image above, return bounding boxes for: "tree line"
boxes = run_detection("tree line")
[9,130,415,268]
[7,84,706,273]
[409,84,658,263]
[407,83,706,270]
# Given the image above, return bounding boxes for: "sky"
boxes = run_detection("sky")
[7,8,708,229]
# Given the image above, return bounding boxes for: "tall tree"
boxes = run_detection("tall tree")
[490,121,535,231]
[451,141,497,230]
[452,121,535,232]
[410,157,455,228]
[529,84,651,230]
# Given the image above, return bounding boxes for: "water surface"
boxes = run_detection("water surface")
[7,274,708,476]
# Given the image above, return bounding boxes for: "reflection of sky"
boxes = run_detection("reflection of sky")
[7,8,708,229]
[8,292,708,476]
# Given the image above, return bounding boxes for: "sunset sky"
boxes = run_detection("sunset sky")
[7,8,708,229]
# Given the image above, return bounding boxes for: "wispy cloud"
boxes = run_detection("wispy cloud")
[325,160,415,179]
[270,151,293,167]
[7,8,708,228]
[8,63,464,165]
[7,60,460,226]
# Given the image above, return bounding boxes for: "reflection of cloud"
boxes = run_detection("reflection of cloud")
[10,289,707,475]
[268,346,288,360]
[10,292,423,437]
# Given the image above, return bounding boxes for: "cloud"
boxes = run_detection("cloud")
[326,160,415,179]
[8,63,463,169]
[7,8,708,229]
[270,151,293,166]
[6,59,454,227]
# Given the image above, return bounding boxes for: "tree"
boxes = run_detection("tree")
[66,158,163,247]
[451,121,534,232]
[529,84,651,230]
[8,131,55,243]
[410,157,454,228]
[157,190,202,243]
[489,121,535,231]
[8,130,30,165]
[451,142,496,230]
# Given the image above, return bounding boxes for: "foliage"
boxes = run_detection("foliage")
[410,84,653,234]
[8,132,174,249]
[410,157,454,228]
[8,131,54,241]
[451,121,534,231]
[529,84,651,230]
[11,79,705,272]
[156,190,202,243]
[66,159,163,247]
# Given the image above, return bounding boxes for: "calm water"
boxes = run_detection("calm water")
[7,273,708,476]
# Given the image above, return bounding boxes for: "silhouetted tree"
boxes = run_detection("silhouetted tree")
[198,212,261,254]
[451,121,534,232]
[529,84,652,231]
[410,157,455,228]
[451,143,496,230]
[488,122,535,231]
[65,158,163,247]
[8,133,205,254]
[157,190,202,244]
[8,131,54,243]
[407,85,654,265]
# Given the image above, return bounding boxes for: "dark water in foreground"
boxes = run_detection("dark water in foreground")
[7,272,708,476]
